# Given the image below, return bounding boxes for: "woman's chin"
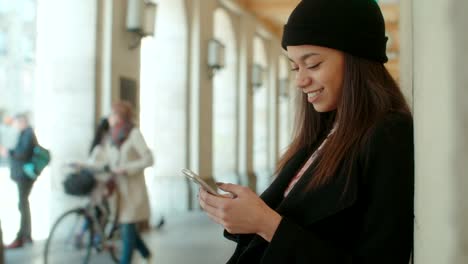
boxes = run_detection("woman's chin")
[311,103,336,113]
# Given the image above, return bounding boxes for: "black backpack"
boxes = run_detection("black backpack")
[63,168,96,196]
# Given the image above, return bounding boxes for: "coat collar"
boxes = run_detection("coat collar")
[262,147,357,224]
[244,146,358,252]
[259,147,310,210]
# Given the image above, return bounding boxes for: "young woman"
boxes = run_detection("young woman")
[72,117,112,248]
[89,117,111,155]
[107,101,154,264]
[86,117,114,205]
[199,0,413,263]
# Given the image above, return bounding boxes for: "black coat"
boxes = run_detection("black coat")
[225,112,414,264]
[9,127,37,181]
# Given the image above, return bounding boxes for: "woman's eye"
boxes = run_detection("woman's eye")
[307,62,322,69]
[290,62,322,72]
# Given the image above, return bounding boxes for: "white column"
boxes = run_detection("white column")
[278,56,292,156]
[213,8,239,184]
[413,0,468,263]
[187,0,218,208]
[230,12,242,186]
[139,0,190,216]
[35,0,97,214]
[267,40,281,175]
[288,72,297,144]
[399,0,413,109]
[237,15,256,191]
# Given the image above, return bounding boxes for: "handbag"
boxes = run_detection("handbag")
[23,144,51,180]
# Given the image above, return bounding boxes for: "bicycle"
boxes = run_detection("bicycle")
[44,166,122,264]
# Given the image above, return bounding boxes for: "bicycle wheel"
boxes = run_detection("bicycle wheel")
[107,222,122,263]
[104,191,122,263]
[91,202,122,263]
[44,208,94,264]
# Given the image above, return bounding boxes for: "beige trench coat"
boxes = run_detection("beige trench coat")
[93,128,153,223]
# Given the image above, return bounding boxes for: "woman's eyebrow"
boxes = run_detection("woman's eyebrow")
[288,52,320,63]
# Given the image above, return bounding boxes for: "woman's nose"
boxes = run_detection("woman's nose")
[295,69,312,89]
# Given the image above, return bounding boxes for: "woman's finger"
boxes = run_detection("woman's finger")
[199,188,227,208]
[199,192,214,211]
[199,195,224,222]
[204,209,224,225]
[217,183,244,197]
[199,189,221,212]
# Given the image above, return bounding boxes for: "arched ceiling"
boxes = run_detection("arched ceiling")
[235,0,401,80]
[236,0,400,38]
[236,0,300,36]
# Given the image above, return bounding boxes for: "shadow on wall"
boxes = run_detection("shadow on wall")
[452,0,468,263]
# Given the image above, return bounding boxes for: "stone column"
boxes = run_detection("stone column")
[412,0,468,263]
[139,0,190,217]
[237,15,256,191]
[288,71,297,145]
[187,0,218,209]
[212,8,239,185]
[399,0,413,109]
[267,40,280,176]
[34,0,97,216]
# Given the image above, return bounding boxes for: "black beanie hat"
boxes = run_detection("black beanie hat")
[282,0,388,63]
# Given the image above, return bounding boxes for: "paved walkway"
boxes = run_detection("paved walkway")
[4,212,236,264]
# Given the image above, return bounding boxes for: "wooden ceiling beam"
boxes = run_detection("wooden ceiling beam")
[255,16,283,37]
[235,0,248,9]
[380,4,400,23]
[245,2,298,14]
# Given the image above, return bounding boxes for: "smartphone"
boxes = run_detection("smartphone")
[181,169,221,197]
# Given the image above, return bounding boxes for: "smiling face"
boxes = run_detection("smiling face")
[287,45,345,112]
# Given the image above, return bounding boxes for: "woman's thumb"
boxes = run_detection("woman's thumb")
[216,182,240,197]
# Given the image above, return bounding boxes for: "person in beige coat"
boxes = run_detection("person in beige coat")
[107,101,153,264]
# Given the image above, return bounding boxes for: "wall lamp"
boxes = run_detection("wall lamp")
[252,64,265,91]
[126,0,158,50]
[208,39,225,79]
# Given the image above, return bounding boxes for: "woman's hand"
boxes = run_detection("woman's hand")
[199,183,282,242]
[111,167,127,176]
[0,145,8,157]
[68,162,83,169]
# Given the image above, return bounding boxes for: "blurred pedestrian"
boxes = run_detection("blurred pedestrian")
[0,114,37,249]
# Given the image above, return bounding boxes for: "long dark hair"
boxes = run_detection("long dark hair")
[277,53,411,189]
[90,118,110,154]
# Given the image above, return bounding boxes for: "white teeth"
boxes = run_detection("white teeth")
[307,89,323,99]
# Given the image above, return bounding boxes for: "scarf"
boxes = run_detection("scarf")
[111,121,133,148]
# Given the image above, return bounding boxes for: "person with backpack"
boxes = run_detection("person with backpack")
[0,113,38,249]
